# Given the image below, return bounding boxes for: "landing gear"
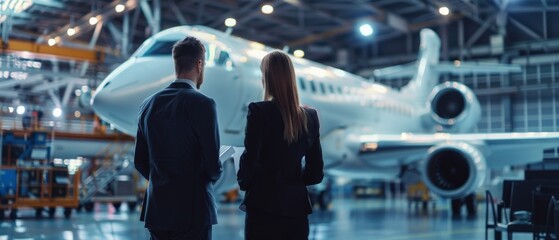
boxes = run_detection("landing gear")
[451,193,477,218]
[317,190,332,210]
[309,178,333,210]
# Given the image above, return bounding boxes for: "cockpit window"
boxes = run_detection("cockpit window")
[133,39,234,70]
[136,41,175,57]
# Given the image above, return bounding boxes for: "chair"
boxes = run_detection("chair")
[505,181,539,240]
[532,192,555,239]
[547,196,558,240]
[485,190,508,240]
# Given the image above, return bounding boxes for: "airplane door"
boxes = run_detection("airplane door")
[224,62,263,134]
[200,49,244,138]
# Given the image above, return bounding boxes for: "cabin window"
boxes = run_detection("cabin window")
[329,84,335,94]
[298,77,306,91]
[319,82,326,94]
[310,80,317,93]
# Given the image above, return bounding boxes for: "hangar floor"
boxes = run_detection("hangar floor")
[0,197,534,240]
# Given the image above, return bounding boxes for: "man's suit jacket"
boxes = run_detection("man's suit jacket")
[237,101,324,216]
[134,81,222,230]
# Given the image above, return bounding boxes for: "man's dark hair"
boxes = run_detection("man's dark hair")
[172,36,205,75]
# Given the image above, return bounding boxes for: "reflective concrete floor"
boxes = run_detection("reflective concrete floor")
[0,197,534,240]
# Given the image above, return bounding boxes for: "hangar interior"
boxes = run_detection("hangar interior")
[1,0,559,239]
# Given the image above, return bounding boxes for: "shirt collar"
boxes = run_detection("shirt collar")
[174,78,197,90]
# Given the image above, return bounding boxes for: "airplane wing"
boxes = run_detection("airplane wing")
[371,62,522,79]
[435,62,522,74]
[327,129,559,198]
[358,132,559,168]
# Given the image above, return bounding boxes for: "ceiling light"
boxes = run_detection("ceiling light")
[67,27,76,36]
[8,106,14,113]
[89,16,98,25]
[261,4,274,14]
[294,49,305,58]
[224,18,236,27]
[74,89,82,96]
[16,105,25,115]
[52,108,62,118]
[439,7,450,16]
[115,4,125,13]
[48,38,56,46]
[359,24,373,37]
[74,111,81,118]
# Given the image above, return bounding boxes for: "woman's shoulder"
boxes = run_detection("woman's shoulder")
[248,101,276,111]
[302,106,318,116]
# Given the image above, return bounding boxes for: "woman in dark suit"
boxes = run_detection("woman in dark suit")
[237,51,324,240]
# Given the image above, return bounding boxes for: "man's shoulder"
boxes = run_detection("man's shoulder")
[178,89,215,105]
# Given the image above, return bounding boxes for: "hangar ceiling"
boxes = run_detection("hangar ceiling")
[1,0,558,113]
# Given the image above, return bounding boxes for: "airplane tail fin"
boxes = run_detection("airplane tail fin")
[373,28,521,102]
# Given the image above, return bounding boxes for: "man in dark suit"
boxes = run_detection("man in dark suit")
[134,36,222,240]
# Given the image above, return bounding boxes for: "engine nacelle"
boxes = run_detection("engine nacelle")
[426,82,481,132]
[420,142,487,199]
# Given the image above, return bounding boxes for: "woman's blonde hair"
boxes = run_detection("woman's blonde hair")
[261,51,308,144]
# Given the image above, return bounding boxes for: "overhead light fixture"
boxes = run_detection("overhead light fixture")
[359,24,373,37]
[115,4,125,13]
[47,38,56,46]
[74,111,81,118]
[52,107,62,118]
[439,7,450,16]
[16,105,25,115]
[1,0,33,13]
[294,49,305,58]
[224,18,236,27]
[261,4,274,14]
[8,106,14,113]
[67,27,76,36]
[89,16,99,25]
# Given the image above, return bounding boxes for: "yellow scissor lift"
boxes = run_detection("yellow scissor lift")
[0,130,80,219]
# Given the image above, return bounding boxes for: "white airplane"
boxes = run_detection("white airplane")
[91,25,559,199]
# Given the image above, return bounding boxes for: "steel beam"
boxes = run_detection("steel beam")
[466,15,497,48]
[153,0,161,34]
[169,0,188,25]
[122,13,130,57]
[509,17,543,40]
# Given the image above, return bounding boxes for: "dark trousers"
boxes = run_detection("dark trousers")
[148,226,211,240]
[245,210,309,240]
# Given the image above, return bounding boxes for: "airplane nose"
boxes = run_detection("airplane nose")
[91,57,175,135]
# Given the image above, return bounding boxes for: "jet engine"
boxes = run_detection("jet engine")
[426,82,481,132]
[420,142,487,199]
